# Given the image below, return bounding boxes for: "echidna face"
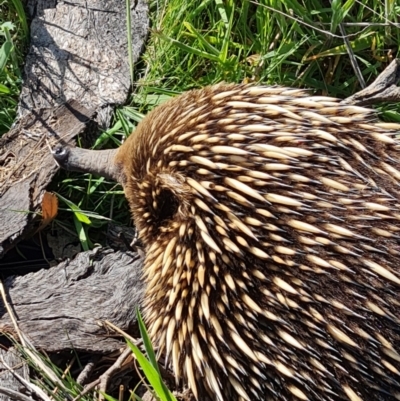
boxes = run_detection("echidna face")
[122,84,400,401]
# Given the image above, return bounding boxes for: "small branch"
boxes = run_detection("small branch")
[0,386,34,401]
[76,357,100,385]
[338,23,365,89]
[98,347,133,401]
[72,346,135,401]
[318,22,400,27]
[342,59,400,105]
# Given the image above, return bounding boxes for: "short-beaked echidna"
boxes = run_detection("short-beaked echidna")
[55,84,400,401]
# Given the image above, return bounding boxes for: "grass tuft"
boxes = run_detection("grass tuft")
[0,0,27,135]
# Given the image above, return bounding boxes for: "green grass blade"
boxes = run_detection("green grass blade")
[306,32,376,60]
[102,392,119,401]
[93,121,123,148]
[127,340,177,401]
[219,2,234,64]
[73,215,90,251]
[126,0,134,85]
[183,21,220,56]
[330,0,342,33]
[121,107,146,123]
[0,83,10,94]
[214,0,229,28]
[10,0,28,38]
[56,193,92,225]
[330,0,356,33]
[1,24,20,76]
[136,308,160,375]
[156,33,220,62]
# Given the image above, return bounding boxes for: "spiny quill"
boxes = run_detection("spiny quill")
[56,84,400,401]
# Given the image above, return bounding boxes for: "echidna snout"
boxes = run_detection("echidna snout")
[114,84,400,401]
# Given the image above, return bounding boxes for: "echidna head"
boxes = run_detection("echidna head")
[117,84,400,401]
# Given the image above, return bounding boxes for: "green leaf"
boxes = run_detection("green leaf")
[183,21,220,56]
[56,193,92,225]
[0,83,10,94]
[0,41,12,74]
[0,22,16,32]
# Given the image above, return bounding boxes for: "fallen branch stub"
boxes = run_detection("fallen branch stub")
[342,59,400,105]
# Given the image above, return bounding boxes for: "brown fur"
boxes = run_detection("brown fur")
[115,84,400,401]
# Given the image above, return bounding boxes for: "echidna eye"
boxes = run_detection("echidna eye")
[154,188,179,228]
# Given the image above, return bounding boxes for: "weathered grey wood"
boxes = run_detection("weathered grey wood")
[0,348,30,401]
[0,248,144,353]
[342,59,400,105]
[20,0,149,128]
[0,100,95,258]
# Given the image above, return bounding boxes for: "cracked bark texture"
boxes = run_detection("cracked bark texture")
[0,248,144,353]
[20,0,149,128]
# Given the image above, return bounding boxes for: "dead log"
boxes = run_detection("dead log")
[20,0,149,128]
[0,0,149,258]
[0,247,144,353]
[341,59,400,105]
[0,100,95,258]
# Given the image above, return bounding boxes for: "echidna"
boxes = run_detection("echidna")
[54,83,400,401]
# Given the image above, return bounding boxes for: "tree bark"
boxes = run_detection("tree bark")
[0,247,144,353]
[20,0,149,128]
